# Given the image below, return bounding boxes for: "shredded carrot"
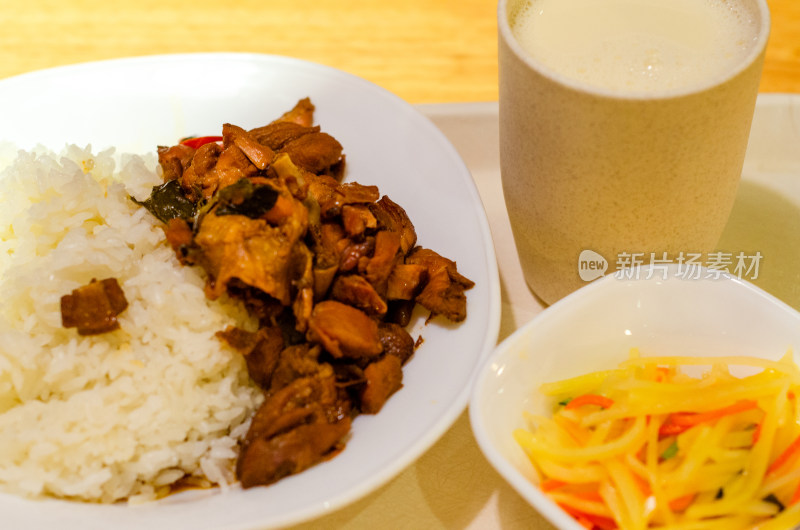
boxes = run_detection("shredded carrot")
[572,489,605,503]
[632,473,652,497]
[658,423,690,437]
[582,513,618,530]
[564,394,615,410]
[540,479,566,492]
[791,481,800,505]
[668,493,696,512]
[560,505,593,529]
[766,433,800,475]
[561,505,618,530]
[574,515,594,530]
[670,400,758,426]
[658,400,758,437]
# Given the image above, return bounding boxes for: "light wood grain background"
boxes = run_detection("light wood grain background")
[1,0,798,102]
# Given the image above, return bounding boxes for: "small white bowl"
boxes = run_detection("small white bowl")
[468,265,800,529]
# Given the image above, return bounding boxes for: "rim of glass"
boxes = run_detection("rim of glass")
[498,0,772,101]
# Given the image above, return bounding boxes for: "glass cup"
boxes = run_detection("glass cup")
[498,0,771,305]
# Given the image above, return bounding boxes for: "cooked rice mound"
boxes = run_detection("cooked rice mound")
[0,145,262,503]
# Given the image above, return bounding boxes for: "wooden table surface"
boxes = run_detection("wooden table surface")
[1,0,798,101]
[1,2,798,530]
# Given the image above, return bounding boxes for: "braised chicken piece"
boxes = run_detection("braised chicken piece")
[226,280,286,327]
[194,179,309,303]
[195,212,300,303]
[386,263,427,300]
[341,204,377,239]
[268,344,325,392]
[60,278,128,335]
[274,97,316,127]
[163,218,194,264]
[306,301,383,359]
[364,230,401,295]
[279,132,343,175]
[406,247,474,322]
[241,368,342,444]
[177,141,222,201]
[330,274,388,317]
[308,222,345,263]
[339,183,381,208]
[307,221,346,299]
[305,174,380,219]
[237,413,351,488]
[217,325,284,389]
[304,174,342,218]
[359,354,403,414]
[236,370,351,488]
[249,122,320,151]
[157,143,195,181]
[214,143,261,192]
[141,98,474,490]
[369,196,417,255]
[223,123,274,170]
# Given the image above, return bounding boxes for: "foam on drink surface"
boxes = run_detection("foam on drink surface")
[511,0,760,93]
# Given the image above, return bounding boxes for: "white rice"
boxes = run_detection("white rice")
[0,145,263,504]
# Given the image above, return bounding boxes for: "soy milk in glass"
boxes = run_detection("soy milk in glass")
[512,0,760,93]
[498,0,770,304]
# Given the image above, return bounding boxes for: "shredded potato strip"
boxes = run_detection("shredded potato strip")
[516,351,800,530]
[578,373,789,427]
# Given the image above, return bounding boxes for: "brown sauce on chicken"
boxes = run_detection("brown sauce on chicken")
[141,98,473,488]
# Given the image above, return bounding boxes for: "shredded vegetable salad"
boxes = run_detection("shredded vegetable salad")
[515,349,800,530]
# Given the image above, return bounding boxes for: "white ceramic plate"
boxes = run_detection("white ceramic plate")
[469,265,800,529]
[0,53,501,529]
